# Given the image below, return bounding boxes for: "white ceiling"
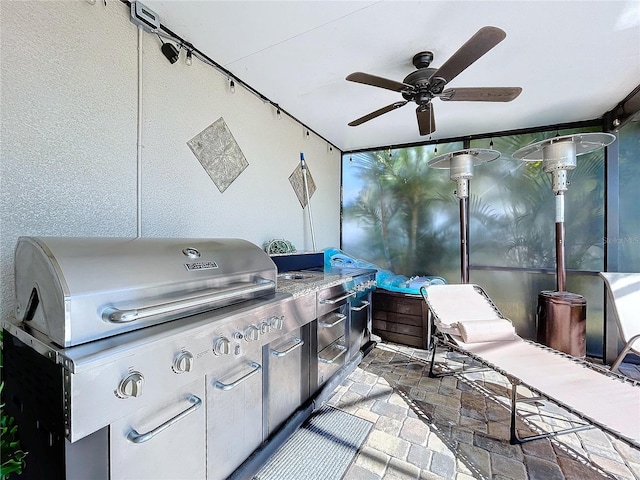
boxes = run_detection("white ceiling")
[143,1,640,152]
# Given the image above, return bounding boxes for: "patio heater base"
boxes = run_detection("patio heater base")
[537,290,586,357]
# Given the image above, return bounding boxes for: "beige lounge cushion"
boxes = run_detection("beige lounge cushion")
[457,318,516,343]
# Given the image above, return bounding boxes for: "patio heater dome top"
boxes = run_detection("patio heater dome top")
[512,132,615,162]
[512,132,615,194]
[428,148,501,170]
[428,148,500,198]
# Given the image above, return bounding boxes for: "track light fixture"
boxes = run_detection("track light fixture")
[229,79,235,93]
[185,50,192,66]
[276,106,281,120]
[156,33,179,64]
[161,42,179,64]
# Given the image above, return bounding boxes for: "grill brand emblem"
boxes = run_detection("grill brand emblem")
[182,247,218,270]
[184,261,219,271]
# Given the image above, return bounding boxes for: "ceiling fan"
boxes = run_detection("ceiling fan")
[346,26,522,136]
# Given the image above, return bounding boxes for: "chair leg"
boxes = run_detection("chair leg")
[428,338,439,378]
[611,346,632,372]
[509,381,593,445]
[610,337,640,372]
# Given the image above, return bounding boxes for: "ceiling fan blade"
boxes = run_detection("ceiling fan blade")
[346,72,412,93]
[440,87,522,102]
[416,104,435,135]
[348,101,408,126]
[431,26,506,86]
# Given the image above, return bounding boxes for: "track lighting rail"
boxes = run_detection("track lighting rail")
[121,0,339,153]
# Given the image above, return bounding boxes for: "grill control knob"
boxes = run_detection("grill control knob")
[268,315,284,331]
[213,336,231,356]
[244,325,260,342]
[117,371,144,398]
[232,331,244,341]
[172,351,194,374]
[258,322,270,334]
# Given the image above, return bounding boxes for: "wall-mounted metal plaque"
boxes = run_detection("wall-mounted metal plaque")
[187,118,249,193]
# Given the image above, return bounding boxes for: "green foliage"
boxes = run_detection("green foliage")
[342,127,609,279]
[343,144,464,276]
[1,331,27,479]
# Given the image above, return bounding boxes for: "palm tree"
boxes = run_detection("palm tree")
[344,151,400,269]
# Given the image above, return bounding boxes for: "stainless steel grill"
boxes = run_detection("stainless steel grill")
[2,236,317,480]
[14,236,277,347]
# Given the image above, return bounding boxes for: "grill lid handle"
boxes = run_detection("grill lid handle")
[102,281,275,323]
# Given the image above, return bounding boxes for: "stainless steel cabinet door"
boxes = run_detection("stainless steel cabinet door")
[110,379,206,480]
[265,329,305,436]
[206,355,263,480]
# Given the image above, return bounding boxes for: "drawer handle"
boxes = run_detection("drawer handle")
[271,337,304,357]
[319,291,355,305]
[214,362,261,391]
[318,344,347,364]
[319,313,346,328]
[127,394,202,444]
[350,301,370,312]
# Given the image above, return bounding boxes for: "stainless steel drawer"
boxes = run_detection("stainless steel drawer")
[317,337,347,387]
[317,310,347,352]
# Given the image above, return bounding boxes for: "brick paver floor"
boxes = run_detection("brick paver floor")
[327,342,640,480]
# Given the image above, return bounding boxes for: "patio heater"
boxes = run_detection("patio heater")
[513,132,615,357]
[428,148,500,284]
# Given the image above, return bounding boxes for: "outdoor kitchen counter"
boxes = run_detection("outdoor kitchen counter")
[276,272,349,298]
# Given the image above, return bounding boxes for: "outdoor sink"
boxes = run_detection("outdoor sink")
[278,273,315,280]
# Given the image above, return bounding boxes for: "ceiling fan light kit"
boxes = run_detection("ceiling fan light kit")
[346,26,522,135]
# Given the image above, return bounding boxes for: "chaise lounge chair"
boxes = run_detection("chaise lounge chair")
[600,272,640,373]
[420,283,640,448]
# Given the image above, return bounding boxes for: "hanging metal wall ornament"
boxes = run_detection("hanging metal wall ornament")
[187,117,249,193]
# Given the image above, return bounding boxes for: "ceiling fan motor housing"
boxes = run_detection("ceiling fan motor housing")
[403,68,437,103]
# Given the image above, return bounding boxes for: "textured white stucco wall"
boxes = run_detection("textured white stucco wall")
[0,1,341,321]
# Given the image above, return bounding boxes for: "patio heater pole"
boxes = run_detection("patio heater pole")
[460,196,470,284]
[513,133,615,357]
[428,149,500,284]
[555,191,566,292]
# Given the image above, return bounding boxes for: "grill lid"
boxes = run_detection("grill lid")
[14,236,277,347]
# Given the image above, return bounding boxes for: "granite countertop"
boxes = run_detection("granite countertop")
[276,271,349,298]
